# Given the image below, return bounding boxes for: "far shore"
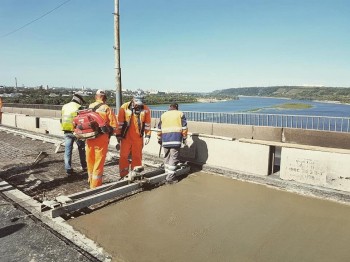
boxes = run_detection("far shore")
[238,95,350,106]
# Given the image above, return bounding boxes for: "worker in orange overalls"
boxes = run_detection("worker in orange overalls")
[86,89,117,188]
[116,92,151,178]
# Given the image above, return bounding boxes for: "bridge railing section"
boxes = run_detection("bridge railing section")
[3,103,350,132]
[152,110,350,133]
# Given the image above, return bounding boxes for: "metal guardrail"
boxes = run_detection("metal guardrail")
[4,103,350,133]
[152,110,350,133]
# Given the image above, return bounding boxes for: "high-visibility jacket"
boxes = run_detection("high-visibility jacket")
[157,109,188,148]
[86,99,117,189]
[88,100,117,132]
[61,101,81,131]
[116,101,151,138]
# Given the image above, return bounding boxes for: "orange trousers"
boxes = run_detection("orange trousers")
[86,133,109,188]
[119,136,143,177]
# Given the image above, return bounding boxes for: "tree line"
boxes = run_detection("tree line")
[213,86,350,103]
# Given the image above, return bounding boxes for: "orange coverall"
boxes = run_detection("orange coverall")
[116,101,151,177]
[86,100,117,188]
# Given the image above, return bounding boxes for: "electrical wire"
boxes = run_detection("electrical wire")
[0,0,73,38]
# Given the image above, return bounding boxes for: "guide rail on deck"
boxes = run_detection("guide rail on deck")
[41,164,190,218]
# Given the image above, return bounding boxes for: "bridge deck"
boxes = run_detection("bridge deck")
[1,126,350,261]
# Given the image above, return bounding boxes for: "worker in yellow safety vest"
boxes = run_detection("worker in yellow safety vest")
[86,89,117,188]
[61,92,87,176]
[157,102,188,184]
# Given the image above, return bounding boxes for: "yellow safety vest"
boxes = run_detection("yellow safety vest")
[61,101,81,131]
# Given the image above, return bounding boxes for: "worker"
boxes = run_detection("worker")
[157,102,188,184]
[116,92,151,178]
[61,92,87,176]
[86,90,117,188]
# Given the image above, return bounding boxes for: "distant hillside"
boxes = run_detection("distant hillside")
[212,86,350,103]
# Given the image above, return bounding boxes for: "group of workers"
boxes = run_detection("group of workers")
[61,90,188,189]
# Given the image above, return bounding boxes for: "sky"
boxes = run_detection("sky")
[0,0,350,92]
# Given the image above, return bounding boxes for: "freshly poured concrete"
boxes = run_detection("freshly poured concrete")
[69,172,350,262]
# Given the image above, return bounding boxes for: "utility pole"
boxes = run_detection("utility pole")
[15,77,17,88]
[114,0,122,113]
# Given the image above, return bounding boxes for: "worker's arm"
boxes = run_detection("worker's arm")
[116,106,125,138]
[181,113,188,142]
[144,106,152,138]
[157,117,162,144]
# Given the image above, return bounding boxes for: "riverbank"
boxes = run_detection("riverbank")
[197,98,231,103]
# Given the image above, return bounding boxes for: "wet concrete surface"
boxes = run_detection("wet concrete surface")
[70,172,350,262]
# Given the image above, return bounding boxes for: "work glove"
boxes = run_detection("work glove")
[182,138,187,146]
[158,139,162,145]
[144,137,150,145]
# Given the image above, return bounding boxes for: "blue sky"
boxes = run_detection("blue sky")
[1,0,350,92]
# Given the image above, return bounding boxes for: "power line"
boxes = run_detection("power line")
[0,0,73,38]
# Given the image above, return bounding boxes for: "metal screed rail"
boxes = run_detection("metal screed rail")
[41,164,191,218]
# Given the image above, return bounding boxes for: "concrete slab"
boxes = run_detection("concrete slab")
[69,172,350,262]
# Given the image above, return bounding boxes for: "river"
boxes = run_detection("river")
[149,96,350,117]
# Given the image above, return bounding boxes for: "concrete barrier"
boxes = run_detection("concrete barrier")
[283,128,350,149]
[1,113,17,127]
[143,133,270,176]
[16,115,38,132]
[212,123,253,139]
[280,147,350,192]
[2,107,61,118]
[39,117,64,136]
[187,121,213,135]
[253,126,282,142]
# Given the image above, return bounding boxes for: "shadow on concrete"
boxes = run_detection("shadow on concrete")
[0,223,26,238]
[180,134,208,172]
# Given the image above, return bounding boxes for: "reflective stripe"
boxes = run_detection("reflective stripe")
[162,141,181,146]
[182,127,188,130]
[144,127,151,130]
[162,127,182,132]
[92,174,103,180]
